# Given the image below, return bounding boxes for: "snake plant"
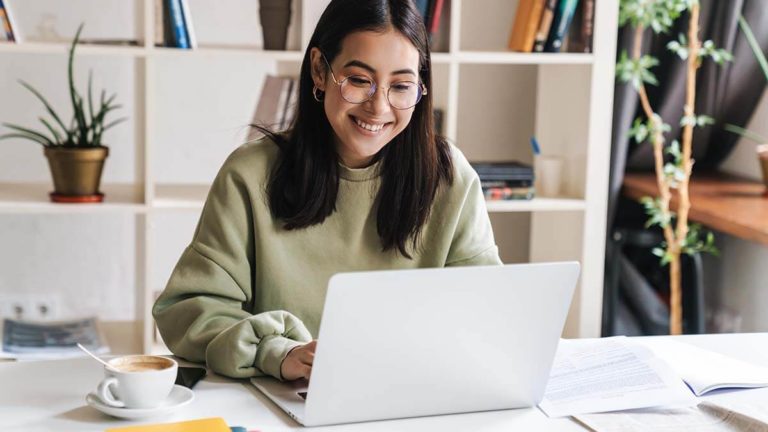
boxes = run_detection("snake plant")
[0,24,126,147]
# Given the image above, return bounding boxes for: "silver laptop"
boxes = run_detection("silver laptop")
[251,262,580,427]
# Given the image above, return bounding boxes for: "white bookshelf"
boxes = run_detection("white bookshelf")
[0,0,618,353]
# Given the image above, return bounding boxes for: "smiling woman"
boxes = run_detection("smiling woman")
[152,0,502,383]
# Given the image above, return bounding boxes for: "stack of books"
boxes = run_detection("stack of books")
[508,0,594,53]
[471,161,535,201]
[156,0,197,49]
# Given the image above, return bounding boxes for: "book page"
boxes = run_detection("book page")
[638,338,768,396]
[538,337,695,417]
[575,402,768,432]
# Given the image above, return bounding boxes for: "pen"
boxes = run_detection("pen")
[530,136,541,156]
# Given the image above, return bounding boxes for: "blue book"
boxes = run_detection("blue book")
[166,0,189,49]
[414,0,430,23]
[544,0,579,52]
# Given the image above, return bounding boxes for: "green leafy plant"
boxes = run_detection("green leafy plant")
[617,0,729,335]
[0,24,125,147]
[723,15,768,144]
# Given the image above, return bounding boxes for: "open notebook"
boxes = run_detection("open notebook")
[638,338,768,396]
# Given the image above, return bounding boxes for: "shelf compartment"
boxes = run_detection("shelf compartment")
[0,183,144,213]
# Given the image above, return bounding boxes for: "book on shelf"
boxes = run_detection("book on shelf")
[532,0,558,52]
[544,0,580,53]
[567,0,594,53]
[0,0,18,43]
[248,75,297,141]
[179,0,197,49]
[1,316,109,360]
[508,0,547,53]
[163,0,192,49]
[413,0,445,45]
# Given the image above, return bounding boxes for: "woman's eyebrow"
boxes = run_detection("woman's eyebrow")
[342,59,417,76]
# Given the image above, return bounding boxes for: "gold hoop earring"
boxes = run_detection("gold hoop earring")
[313,86,325,102]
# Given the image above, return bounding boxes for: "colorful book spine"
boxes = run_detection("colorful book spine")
[166,0,190,49]
[533,0,558,52]
[508,0,547,53]
[0,0,15,42]
[427,0,445,36]
[544,0,580,53]
[579,0,594,53]
[180,0,197,49]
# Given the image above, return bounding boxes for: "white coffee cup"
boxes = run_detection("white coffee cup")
[95,355,178,409]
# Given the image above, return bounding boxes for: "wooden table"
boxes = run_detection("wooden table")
[623,172,768,246]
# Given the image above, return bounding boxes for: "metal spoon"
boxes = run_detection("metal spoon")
[77,343,118,371]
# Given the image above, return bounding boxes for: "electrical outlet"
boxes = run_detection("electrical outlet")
[27,294,60,321]
[0,296,31,320]
[0,294,60,321]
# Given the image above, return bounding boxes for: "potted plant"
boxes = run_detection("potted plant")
[616,0,729,334]
[0,24,125,203]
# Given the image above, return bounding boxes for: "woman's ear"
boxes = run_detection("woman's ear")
[310,47,327,91]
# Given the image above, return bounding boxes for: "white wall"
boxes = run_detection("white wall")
[703,89,768,332]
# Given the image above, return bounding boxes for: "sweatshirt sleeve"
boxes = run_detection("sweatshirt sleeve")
[152,152,312,379]
[445,170,504,267]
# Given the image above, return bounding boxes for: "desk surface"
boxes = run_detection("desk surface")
[623,172,768,246]
[2,333,768,432]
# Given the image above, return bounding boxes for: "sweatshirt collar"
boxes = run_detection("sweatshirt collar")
[338,160,382,182]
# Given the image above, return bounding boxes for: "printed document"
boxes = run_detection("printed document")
[538,337,695,417]
[574,401,768,432]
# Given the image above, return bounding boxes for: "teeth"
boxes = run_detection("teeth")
[354,117,385,132]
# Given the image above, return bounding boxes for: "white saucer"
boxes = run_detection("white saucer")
[86,385,194,419]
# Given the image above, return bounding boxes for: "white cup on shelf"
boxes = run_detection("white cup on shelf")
[535,155,564,198]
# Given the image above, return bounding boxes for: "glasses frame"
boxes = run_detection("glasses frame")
[321,54,428,110]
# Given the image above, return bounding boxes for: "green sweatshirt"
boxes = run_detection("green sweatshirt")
[153,138,502,380]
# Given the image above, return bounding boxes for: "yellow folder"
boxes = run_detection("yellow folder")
[105,417,230,432]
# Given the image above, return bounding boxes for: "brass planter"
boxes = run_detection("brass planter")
[44,146,109,199]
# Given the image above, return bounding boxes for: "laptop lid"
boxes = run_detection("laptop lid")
[301,262,580,426]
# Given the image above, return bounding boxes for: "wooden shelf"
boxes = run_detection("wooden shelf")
[0,183,144,213]
[455,51,593,65]
[623,172,768,246]
[486,197,586,212]
[153,184,209,210]
[0,42,593,65]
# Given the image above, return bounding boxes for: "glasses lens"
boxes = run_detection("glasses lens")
[387,81,422,110]
[340,76,374,103]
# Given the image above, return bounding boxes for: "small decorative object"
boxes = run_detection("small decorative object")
[0,24,125,203]
[259,0,292,50]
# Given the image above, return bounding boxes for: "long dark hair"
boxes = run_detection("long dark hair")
[259,0,453,258]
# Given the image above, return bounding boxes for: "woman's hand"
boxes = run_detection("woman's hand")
[281,340,316,381]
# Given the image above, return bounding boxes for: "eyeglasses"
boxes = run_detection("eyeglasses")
[321,54,427,110]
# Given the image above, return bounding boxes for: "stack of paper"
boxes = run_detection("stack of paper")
[539,337,768,419]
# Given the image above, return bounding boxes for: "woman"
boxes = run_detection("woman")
[153,0,502,382]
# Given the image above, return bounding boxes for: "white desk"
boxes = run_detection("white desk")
[2,333,768,432]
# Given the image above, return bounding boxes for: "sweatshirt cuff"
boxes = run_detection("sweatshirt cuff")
[254,335,305,380]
